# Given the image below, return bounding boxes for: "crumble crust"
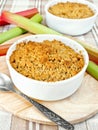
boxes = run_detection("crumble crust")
[10,40,84,82]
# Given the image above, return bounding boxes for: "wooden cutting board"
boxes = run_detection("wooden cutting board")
[0,34,98,125]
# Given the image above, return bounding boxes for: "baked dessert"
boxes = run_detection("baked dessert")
[48,2,94,19]
[10,40,84,82]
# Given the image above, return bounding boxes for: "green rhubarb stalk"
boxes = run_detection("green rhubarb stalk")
[1,11,61,35]
[0,13,42,44]
[87,61,98,80]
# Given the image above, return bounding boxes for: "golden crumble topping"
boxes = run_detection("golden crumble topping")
[10,40,84,82]
[48,2,94,19]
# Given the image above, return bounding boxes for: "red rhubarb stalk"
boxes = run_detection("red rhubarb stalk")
[89,53,98,65]
[0,44,11,56]
[0,8,38,26]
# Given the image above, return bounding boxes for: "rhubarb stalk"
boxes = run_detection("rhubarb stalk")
[0,8,38,26]
[87,61,98,80]
[1,11,61,35]
[0,44,11,56]
[0,14,43,44]
[75,39,98,65]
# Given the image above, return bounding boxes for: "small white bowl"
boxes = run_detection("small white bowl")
[6,34,89,101]
[45,0,98,36]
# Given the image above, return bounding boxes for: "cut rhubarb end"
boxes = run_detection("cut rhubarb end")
[0,8,38,26]
[1,11,19,24]
[0,16,9,26]
[0,44,11,56]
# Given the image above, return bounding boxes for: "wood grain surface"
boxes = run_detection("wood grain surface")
[0,34,98,125]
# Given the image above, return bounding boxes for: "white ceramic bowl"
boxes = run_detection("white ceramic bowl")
[45,0,98,36]
[6,34,89,101]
